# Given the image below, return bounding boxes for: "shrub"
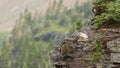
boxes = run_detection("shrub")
[75,19,82,31]
[93,0,120,28]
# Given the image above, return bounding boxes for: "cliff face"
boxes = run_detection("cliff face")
[96,28,120,68]
[50,26,120,68]
[50,31,95,68]
[50,0,120,68]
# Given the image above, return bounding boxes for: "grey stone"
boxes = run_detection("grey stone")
[111,53,120,62]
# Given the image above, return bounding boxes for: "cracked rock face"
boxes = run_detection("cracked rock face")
[107,38,120,63]
[50,47,62,62]
[96,28,120,68]
[111,53,120,63]
[50,32,95,68]
[107,38,120,52]
[50,27,120,68]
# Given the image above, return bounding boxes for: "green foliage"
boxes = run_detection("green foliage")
[45,0,92,27]
[93,0,120,28]
[94,13,108,27]
[86,38,102,64]
[91,38,102,64]
[107,1,120,22]
[0,41,12,68]
[75,19,82,31]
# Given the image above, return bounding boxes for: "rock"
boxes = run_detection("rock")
[50,47,62,62]
[50,31,95,68]
[111,53,120,63]
[107,38,120,52]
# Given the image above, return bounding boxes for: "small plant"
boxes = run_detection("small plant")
[86,38,102,64]
[92,38,102,63]
[75,19,82,31]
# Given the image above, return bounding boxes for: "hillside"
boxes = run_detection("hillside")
[0,0,88,32]
[0,0,93,68]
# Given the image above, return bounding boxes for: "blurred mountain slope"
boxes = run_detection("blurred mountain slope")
[0,0,88,32]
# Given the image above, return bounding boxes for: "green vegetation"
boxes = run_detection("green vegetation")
[91,39,102,63]
[75,19,82,31]
[0,32,9,46]
[93,0,120,28]
[87,38,102,64]
[0,0,92,68]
